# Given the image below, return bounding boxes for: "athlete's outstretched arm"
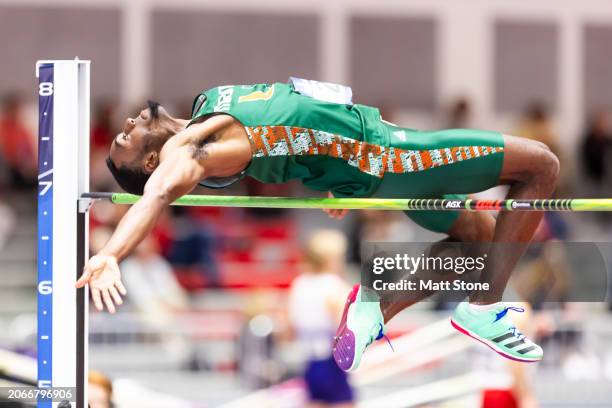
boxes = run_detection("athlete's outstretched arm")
[76,124,212,313]
[105,148,205,260]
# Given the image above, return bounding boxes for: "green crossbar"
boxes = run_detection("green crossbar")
[81,193,612,212]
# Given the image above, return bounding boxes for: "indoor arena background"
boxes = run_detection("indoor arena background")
[0,0,611,407]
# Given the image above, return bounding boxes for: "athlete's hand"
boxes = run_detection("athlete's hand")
[75,254,127,314]
[323,191,349,220]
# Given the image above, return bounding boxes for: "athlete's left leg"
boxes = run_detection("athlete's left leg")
[333,133,557,370]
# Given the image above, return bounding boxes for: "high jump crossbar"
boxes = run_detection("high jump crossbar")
[82,192,612,212]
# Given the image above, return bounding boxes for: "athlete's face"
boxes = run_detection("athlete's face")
[109,104,163,169]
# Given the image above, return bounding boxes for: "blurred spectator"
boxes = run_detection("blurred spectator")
[120,235,192,360]
[0,201,16,250]
[349,210,413,263]
[286,229,354,408]
[167,206,220,287]
[88,371,113,408]
[91,99,117,150]
[581,111,612,195]
[238,293,281,388]
[514,101,570,192]
[514,101,559,154]
[90,100,119,190]
[244,178,293,218]
[121,235,189,316]
[479,303,539,408]
[0,92,36,189]
[445,97,472,128]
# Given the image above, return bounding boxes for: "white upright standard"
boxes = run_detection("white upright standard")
[36,59,90,408]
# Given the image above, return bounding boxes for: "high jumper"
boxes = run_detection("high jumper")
[76,78,561,368]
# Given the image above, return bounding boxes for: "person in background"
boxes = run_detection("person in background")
[91,100,117,150]
[91,101,135,191]
[445,97,473,129]
[0,92,36,189]
[347,210,414,264]
[514,101,569,193]
[514,101,559,154]
[581,111,612,196]
[88,371,113,408]
[287,229,355,408]
[479,303,539,408]
[121,235,192,360]
[0,199,16,249]
[120,235,190,317]
[166,206,220,287]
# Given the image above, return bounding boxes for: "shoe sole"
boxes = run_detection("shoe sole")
[450,318,541,363]
[333,284,360,371]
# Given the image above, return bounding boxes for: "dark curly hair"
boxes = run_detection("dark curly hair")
[106,156,150,195]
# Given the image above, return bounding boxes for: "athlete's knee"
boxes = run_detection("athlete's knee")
[511,135,560,184]
[532,145,560,185]
[504,134,560,188]
[507,133,552,153]
[530,138,553,153]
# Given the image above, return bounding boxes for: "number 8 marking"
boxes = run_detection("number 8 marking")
[39,82,53,96]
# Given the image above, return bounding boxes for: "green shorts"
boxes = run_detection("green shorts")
[372,126,505,233]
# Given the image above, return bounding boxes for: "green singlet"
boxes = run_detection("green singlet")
[190,82,505,233]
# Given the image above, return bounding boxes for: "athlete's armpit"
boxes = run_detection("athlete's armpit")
[190,133,219,160]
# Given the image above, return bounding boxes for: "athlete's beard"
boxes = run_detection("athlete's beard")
[142,130,168,155]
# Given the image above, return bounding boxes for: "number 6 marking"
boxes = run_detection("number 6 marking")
[38,280,53,295]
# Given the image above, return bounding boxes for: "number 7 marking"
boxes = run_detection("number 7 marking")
[238,85,275,103]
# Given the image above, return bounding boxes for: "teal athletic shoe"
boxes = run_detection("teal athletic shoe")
[333,284,387,372]
[451,302,543,362]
